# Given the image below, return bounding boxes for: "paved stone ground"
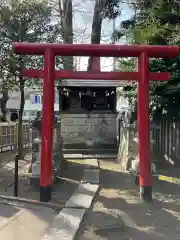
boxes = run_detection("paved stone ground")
[75,160,180,240]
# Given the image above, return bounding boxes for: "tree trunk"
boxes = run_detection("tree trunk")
[17,77,25,158]
[0,87,8,122]
[57,0,73,166]
[62,0,73,70]
[87,0,103,71]
[0,66,8,122]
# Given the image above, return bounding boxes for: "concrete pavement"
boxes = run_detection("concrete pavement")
[0,202,57,240]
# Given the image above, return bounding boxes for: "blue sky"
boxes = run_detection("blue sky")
[73,1,133,71]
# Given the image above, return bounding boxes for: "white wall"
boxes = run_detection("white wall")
[23,99,59,120]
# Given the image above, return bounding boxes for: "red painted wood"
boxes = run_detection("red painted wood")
[12,41,179,201]
[40,48,54,188]
[138,52,152,188]
[21,69,170,81]
[13,42,179,58]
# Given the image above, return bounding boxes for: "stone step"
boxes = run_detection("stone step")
[63,148,118,153]
[64,153,117,159]
[65,183,99,208]
[81,169,99,184]
[41,183,99,240]
[41,208,86,240]
[63,144,118,155]
[83,158,99,169]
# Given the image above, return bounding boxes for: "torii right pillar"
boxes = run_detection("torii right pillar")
[138,51,152,201]
[137,50,177,201]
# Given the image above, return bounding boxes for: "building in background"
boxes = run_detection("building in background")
[7,88,59,121]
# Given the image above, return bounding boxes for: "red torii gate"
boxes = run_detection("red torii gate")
[12,43,179,202]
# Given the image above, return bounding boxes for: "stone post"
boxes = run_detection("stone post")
[30,117,42,187]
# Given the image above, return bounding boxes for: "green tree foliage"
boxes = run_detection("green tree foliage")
[0,0,62,156]
[0,0,62,83]
[102,0,122,19]
[116,0,180,117]
[118,57,137,108]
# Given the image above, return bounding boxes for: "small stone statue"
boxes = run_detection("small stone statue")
[130,120,158,175]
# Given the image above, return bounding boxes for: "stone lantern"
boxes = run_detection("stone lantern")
[30,112,62,187]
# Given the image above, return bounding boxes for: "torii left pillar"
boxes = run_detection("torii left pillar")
[40,48,55,201]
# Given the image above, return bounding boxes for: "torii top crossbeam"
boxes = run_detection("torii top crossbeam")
[13,42,178,58]
[13,42,179,83]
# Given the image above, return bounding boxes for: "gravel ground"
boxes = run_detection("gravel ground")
[76,160,180,240]
[0,151,84,206]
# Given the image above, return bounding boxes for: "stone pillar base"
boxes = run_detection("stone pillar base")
[30,173,57,189]
[140,186,152,202]
[40,185,52,202]
[30,176,40,189]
